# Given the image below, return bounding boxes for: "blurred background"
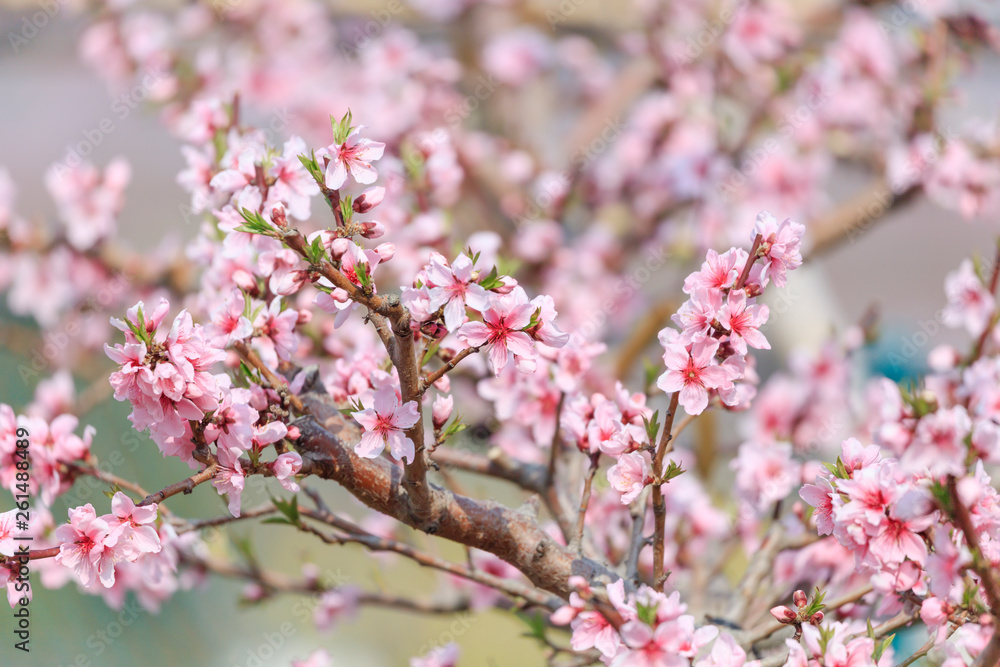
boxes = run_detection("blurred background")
[1,0,1000,665]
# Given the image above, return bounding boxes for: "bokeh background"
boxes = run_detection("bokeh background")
[1,0,999,665]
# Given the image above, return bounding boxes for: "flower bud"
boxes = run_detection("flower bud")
[233,269,257,293]
[271,203,287,228]
[374,242,395,262]
[492,275,518,294]
[358,220,385,239]
[432,394,453,430]
[330,237,351,260]
[809,612,824,626]
[297,308,312,325]
[353,186,385,214]
[770,606,797,623]
[793,590,807,609]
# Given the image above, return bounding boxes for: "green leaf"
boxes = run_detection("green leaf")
[270,494,300,525]
[642,410,661,444]
[339,196,353,225]
[422,340,442,367]
[355,261,371,289]
[478,266,504,291]
[331,109,354,145]
[873,634,894,662]
[261,517,297,526]
[514,610,548,642]
[663,460,686,482]
[636,600,658,627]
[236,207,274,236]
[441,418,468,442]
[805,587,827,617]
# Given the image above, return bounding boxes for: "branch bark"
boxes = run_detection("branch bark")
[291,405,622,601]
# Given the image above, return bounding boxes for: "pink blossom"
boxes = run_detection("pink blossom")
[695,632,757,667]
[458,297,538,376]
[800,475,836,535]
[869,488,935,567]
[108,492,161,559]
[432,394,453,430]
[718,290,770,355]
[0,510,17,557]
[942,259,995,337]
[425,252,489,332]
[212,445,246,517]
[54,504,120,588]
[267,136,320,220]
[313,586,360,631]
[657,336,728,415]
[45,157,131,251]
[411,643,460,667]
[272,451,303,493]
[607,452,650,504]
[291,649,333,667]
[252,297,300,368]
[752,211,804,288]
[352,385,421,464]
[683,249,745,294]
[321,126,386,189]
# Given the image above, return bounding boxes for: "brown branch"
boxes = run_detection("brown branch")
[419,345,481,394]
[187,554,475,614]
[176,505,278,534]
[291,412,623,601]
[804,180,919,262]
[651,392,680,591]
[947,475,1000,666]
[733,234,763,292]
[234,341,305,415]
[298,507,561,610]
[969,241,1000,363]
[570,454,600,555]
[140,464,218,507]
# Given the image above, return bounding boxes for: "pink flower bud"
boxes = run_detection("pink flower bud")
[353,186,385,214]
[271,203,287,228]
[330,237,351,260]
[286,425,301,440]
[433,375,451,392]
[793,590,807,609]
[297,309,312,325]
[242,583,265,602]
[492,275,518,294]
[432,394,453,430]
[374,242,395,262]
[809,612,824,626]
[358,221,385,239]
[233,269,257,293]
[770,606,796,623]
